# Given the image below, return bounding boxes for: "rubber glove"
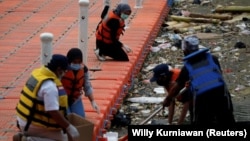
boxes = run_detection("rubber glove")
[104,0,110,6]
[66,124,80,141]
[91,101,100,114]
[123,44,132,53]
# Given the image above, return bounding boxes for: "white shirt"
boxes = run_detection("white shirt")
[17,80,59,127]
[39,80,59,111]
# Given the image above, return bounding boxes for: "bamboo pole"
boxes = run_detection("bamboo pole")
[215,6,250,13]
[178,25,209,33]
[170,15,221,24]
[163,21,179,27]
[224,13,250,23]
[166,22,191,30]
[189,13,232,20]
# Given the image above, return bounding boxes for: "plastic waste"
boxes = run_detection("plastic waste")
[235,85,245,92]
[153,87,165,94]
[212,46,221,52]
[168,33,182,42]
[127,96,165,104]
[150,46,161,52]
[158,42,172,49]
[103,132,118,141]
[236,23,246,30]
[240,30,250,35]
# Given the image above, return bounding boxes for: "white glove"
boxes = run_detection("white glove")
[66,124,80,141]
[123,45,132,53]
[91,101,100,114]
[104,0,110,6]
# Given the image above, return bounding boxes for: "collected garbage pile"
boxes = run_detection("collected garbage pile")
[109,0,250,137]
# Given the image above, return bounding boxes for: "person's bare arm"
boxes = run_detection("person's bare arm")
[163,82,182,107]
[48,110,80,141]
[47,110,70,129]
[169,83,183,98]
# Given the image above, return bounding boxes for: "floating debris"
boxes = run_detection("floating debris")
[153,87,166,94]
[126,96,165,104]
[111,0,250,138]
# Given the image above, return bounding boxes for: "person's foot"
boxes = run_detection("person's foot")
[13,132,23,141]
[94,49,106,61]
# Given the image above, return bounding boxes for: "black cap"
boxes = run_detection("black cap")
[47,54,69,71]
[150,64,169,82]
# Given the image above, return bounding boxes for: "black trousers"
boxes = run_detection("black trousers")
[96,40,129,61]
[193,87,235,125]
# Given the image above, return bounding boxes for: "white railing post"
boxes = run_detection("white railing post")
[134,0,143,8]
[120,0,128,3]
[79,0,89,65]
[40,32,53,65]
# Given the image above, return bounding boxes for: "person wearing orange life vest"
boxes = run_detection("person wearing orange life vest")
[94,3,132,61]
[15,54,79,141]
[61,48,100,117]
[143,64,192,125]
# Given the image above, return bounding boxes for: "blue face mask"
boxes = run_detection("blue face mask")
[121,13,129,20]
[70,63,81,70]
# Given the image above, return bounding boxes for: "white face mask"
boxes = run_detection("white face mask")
[121,13,129,20]
[70,63,81,70]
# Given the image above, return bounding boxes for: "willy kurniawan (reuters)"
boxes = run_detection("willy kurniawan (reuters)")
[128,125,249,140]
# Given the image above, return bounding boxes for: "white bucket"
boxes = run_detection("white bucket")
[103,132,118,141]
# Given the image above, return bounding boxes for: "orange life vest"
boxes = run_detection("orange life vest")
[171,68,180,81]
[95,11,125,44]
[170,68,187,101]
[61,65,85,101]
[166,69,181,92]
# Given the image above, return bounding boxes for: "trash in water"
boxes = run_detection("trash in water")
[127,96,165,104]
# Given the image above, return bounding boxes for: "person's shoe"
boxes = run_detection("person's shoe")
[13,132,23,141]
[22,136,27,141]
[94,49,106,61]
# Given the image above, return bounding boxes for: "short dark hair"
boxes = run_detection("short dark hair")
[66,48,83,63]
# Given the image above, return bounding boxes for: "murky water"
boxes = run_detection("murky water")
[233,95,250,121]
[187,0,250,122]
[110,1,250,136]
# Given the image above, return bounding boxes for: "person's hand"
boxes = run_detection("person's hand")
[162,96,173,107]
[66,124,80,141]
[91,101,100,114]
[185,81,190,88]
